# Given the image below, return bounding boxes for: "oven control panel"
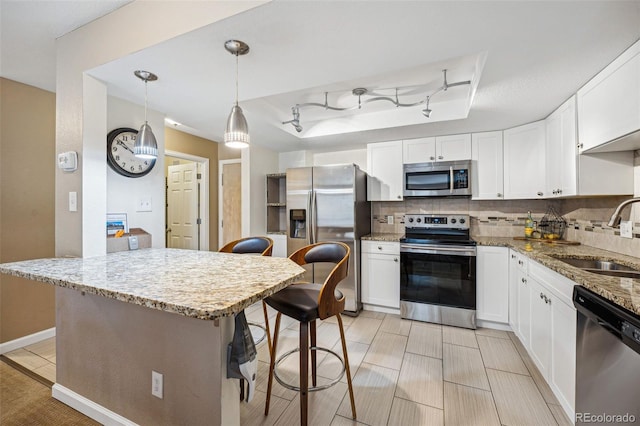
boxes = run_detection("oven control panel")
[405,214,470,230]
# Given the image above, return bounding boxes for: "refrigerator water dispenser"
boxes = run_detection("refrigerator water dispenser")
[290,209,306,239]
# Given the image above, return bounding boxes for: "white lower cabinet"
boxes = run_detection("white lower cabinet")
[509,253,576,420]
[361,241,400,309]
[528,276,552,378]
[476,246,509,323]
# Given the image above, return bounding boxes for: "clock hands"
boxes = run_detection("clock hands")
[116,139,135,155]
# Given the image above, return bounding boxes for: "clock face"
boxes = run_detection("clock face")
[106,127,156,178]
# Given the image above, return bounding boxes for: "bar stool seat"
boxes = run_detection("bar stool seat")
[265,283,343,323]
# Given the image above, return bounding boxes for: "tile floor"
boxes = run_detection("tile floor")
[5,304,573,426]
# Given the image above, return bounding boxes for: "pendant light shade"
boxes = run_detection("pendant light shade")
[224,40,250,149]
[224,105,250,148]
[133,70,159,159]
[135,122,158,159]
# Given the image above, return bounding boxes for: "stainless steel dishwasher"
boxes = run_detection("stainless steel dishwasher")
[574,286,640,425]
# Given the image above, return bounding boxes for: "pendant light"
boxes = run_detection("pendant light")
[133,70,159,159]
[224,40,250,149]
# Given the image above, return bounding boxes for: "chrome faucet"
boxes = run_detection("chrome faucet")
[607,197,640,228]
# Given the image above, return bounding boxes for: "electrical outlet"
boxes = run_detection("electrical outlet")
[620,220,633,239]
[137,197,152,212]
[68,192,77,212]
[152,371,163,399]
[387,215,394,225]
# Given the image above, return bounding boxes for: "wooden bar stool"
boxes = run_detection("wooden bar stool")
[264,242,356,425]
[219,236,274,352]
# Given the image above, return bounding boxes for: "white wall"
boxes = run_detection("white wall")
[242,144,279,237]
[279,148,367,172]
[55,1,267,257]
[107,96,165,248]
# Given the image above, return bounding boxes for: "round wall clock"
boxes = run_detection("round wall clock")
[106,127,156,178]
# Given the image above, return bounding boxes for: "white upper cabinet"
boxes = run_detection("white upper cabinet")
[577,39,640,153]
[503,121,546,199]
[545,96,577,197]
[403,134,471,164]
[403,137,436,163]
[471,131,504,200]
[436,134,472,161]
[367,140,404,201]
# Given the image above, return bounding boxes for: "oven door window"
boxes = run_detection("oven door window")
[405,171,450,191]
[400,251,476,309]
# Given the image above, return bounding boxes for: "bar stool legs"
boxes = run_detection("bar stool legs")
[337,313,356,419]
[264,312,357,424]
[262,301,272,354]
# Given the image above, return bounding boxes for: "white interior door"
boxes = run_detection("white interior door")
[168,163,199,249]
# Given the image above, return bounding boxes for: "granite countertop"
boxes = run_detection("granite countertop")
[474,237,640,316]
[0,248,305,321]
[361,233,404,242]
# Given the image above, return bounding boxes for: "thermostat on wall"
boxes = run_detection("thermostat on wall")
[128,236,139,250]
[58,151,78,172]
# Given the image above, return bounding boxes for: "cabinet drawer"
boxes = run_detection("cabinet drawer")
[510,250,528,273]
[362,240,400,255]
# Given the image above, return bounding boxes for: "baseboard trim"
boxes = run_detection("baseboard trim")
[52,384,138,426]
[0,327,56,355]
[476,319,512,331]
[362,304,401,315]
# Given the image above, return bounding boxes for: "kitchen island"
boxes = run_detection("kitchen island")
[0,248,305,425]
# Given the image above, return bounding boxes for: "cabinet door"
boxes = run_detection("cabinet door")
[403,137,436,164]
[503,121,546,199]
[476,246,509,323]
[472,131,504,200]
[436,134,472,161]
[551,294,576,414]
[578,40,640,152]
[361,252,400,308]
[508,251,521,330]
[516,269,531,347]
[367,141,403,201]
[546,97,578,198]
[529,277,552,377]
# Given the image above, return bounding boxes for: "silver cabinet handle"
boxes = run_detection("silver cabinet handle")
[518,260,524,266]
[521,277,527,283]
[557,189,562,194]
[378,246,383,250]
[438,155,444,160]
[511,254,516,259]
[577,143,583,149]
[537,191,543,196]
[497,193,502,198]
[397,195,402,199]
[540,292,544,299]
[394,258,398,262]
[430,156,435,160]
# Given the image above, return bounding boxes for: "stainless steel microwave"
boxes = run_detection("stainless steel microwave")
[403,160,472,197]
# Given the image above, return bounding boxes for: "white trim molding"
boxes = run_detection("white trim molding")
[0,327,56,355]
[52,384,138,426]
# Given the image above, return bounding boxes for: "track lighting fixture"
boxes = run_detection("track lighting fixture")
[282,69,470,132]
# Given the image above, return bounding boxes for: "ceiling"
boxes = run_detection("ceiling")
[3,1,640,153]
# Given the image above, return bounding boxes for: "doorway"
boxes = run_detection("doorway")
[218,159,242,248]
[165,151,209,250]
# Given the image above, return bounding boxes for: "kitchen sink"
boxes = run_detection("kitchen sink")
[552,256,640,278]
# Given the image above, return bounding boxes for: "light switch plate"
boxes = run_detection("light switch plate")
[620,220,633,239]
[137,197,152,212]
[387,215,394,225]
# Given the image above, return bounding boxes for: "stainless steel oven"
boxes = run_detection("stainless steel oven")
[403,160,471,197]
[400,214,477,329]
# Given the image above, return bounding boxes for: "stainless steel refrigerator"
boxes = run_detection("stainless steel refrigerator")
[286,164,371,314]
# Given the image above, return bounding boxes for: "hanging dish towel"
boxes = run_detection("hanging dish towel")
[227,310,258,402]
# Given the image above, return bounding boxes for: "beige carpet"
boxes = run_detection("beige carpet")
[0,358,98,425]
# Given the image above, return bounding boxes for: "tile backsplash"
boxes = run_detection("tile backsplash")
[372,196,640,257]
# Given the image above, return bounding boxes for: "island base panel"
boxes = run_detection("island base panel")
[55,286,239,425]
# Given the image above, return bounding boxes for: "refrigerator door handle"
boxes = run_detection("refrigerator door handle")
[307,190,313,244]
[311,189,318,244]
